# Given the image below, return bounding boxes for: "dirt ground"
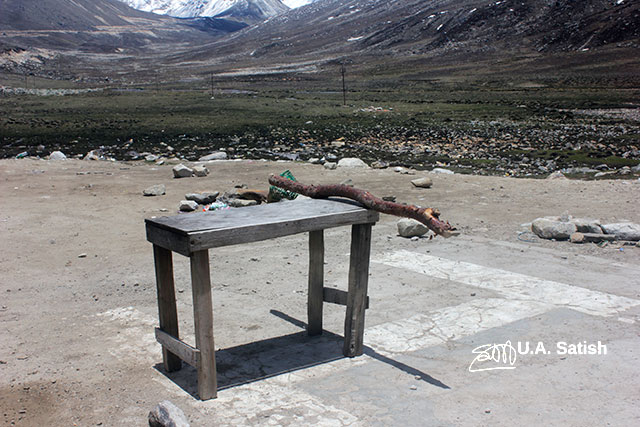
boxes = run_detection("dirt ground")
[1,158,639,426]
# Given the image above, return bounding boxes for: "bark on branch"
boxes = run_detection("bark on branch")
[269,174,458,237]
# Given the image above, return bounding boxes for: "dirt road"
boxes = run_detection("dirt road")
[1,158,639,426]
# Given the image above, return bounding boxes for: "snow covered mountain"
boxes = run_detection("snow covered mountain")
[118,0,289,19]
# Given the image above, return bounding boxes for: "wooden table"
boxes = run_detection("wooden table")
[145,198,379,400]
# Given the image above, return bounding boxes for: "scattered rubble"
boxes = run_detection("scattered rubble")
[531,213,640,243]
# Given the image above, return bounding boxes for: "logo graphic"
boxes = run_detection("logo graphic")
[468,340,517,372]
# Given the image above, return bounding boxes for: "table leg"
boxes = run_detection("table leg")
[153,244,182,372]
[308,230,324,336]
[190,249,217,400]
[343,223,373,357]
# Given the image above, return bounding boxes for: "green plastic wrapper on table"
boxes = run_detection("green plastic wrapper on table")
[268,170,299,202]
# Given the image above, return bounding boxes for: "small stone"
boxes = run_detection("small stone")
[173,164,194,178]
[382,196,396,202]
[340,179,354,187]
[84,150,102,161]
[143,184,166,197]
[411,177,433,188]
[546,171,568,180]
[570,232,585,243]
[228,199,258,208]
[397,218,429,238]
[410,236,419,242]
[185,192,218,204]
[409,385,418,390]
[393,166,404,173]
[371,160,389,169]
[323,162,337,170]
[600,223,640,241]
[308,157,323,164]
[193,165,209,177]
[330,140,346,148]
[49,151,67,161]
[179,200,198,212]
[531,218,577,240]
[337,158,368,168]
[78,253,87,258]
[148,400,190,427]
[199,152,227,161]
[430,168,454,174]
[145,154,158,162]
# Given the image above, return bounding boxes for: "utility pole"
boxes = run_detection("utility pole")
[341,63,346,106]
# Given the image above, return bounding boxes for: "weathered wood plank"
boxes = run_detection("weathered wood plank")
[323,287,369,309]
[190,250,217,400]
[343,223,373,357]
[308,230,324,336]
[147,224,191,257]
[146,198,379,253]
[152,245,182,372]
[155,328,200,368]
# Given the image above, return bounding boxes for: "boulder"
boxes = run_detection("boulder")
[337,158,368,168]
[143,184,166,197]
[199,152,227,161]
[193,165,209,177]
[49,151,67,161]
[411,177,433,188]
[173,164,194,178]
[323,162,337,170]
[600,223,640,241]
[148,400,190,427]
[179,200,198,212]
[531,218,577,240]
[430,168,454,175]
[397,218,429,238]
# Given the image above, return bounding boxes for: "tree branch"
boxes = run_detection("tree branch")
[268,174,458,237]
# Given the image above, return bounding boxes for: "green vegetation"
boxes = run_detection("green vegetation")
[1,75,638,175]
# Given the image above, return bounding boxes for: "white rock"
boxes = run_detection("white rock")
[430,168,454,174]
[193,165,209,177]
[411,177,433,188]
[531,218,577,240]
[397,218,430,238]
[179,200,198,212]
[337,158,368,168]
[323,162,337,170]
[173,164,194,178]
[546,171,568,180]
[199,152,227,161]
[148,400,190,427]
[49,151,67,161]
[600,223,640,241]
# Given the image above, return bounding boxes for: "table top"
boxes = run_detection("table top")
[146,197,379,255]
